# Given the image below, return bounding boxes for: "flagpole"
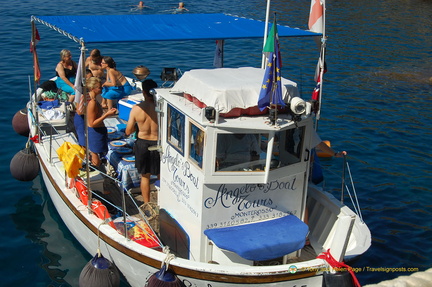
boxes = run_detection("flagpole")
[270,13,278,126]
[75,42,93,214]
[30,19,40,130]
[30,20,40,88]
[31,20,36,84]
[315,0,326,127]
[262,0,271,69]
[31,20,36,94]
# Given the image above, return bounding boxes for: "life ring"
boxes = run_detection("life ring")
[91,199,115,228]
[75,178,89,205]
[316,140,333,158]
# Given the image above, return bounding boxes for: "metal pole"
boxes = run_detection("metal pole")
[315,0,326,124]
[75,42,93,214]
[122,188,128,239]
[261,0,271,68]
[341,154,346,203]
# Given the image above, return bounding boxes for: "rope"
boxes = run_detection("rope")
[161,246,176,270]
[97,222,104,257]
[317,249,361,287]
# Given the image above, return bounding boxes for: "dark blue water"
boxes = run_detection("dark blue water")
[1,0,431,286]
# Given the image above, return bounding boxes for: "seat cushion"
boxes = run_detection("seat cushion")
[204,215,308,261]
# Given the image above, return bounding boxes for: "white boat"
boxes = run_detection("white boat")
[18,7,370,287]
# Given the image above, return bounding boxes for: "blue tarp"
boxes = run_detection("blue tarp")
[204,215,309,261]
[32,14,320,44]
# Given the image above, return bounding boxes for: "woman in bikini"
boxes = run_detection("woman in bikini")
[55,49,77,101]
[86,77,117,167]
[101,56,133,109]
[85,49,105,80]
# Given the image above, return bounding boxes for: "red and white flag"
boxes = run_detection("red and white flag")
[308,0,324,33]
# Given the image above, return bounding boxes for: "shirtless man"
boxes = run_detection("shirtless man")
[125,79,159,203]
[85,49,105,80]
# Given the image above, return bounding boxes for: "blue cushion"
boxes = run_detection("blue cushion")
[204,215,308,261]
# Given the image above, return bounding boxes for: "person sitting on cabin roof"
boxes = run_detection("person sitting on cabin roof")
[125,79,159,203]
[216,133,261,171]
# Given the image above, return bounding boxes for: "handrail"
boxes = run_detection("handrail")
[31,16,84,45]
[341,154,346,203]
[313,157,364,223]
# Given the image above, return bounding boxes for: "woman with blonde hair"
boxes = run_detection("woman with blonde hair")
[86,77,117,167]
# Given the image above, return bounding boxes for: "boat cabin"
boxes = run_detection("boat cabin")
[150,67,314,264]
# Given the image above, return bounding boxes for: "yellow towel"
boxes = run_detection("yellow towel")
[57,142,85,178]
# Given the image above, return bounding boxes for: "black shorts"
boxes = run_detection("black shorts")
[134,138,160,175]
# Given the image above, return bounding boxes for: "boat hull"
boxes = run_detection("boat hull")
[36,138,326,287]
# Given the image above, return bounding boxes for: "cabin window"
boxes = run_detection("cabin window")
[189,123,204,168]
[167,104,185,154]
[215,133,263,172]
[277,126,305,166]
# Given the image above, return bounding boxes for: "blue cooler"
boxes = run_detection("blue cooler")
[118,99,141,121]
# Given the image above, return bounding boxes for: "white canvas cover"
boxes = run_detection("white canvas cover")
[170,67,299,113]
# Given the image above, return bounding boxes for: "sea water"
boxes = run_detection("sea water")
[1,0,431,286]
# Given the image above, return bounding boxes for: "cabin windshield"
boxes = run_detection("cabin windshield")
[215,133,262,171]
[214,126,305,173]
[277,126,305,166]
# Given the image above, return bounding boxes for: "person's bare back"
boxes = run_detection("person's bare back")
[125,79,159,203]
[128,101,158,141]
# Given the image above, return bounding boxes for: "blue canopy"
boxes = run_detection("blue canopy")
[32,14,320,44]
